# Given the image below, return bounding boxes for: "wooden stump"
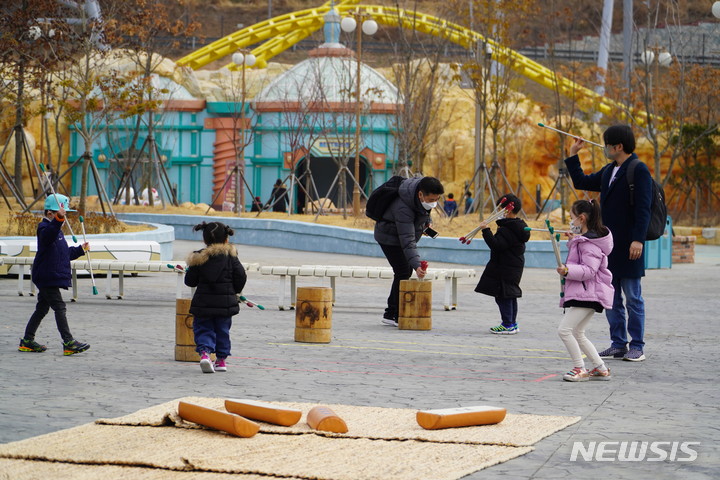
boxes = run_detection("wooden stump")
[294,287,332,343]
[174,298,214,362]
[398,280,432,330]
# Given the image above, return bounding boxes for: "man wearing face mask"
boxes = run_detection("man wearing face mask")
[374,176,444,326]
[563,125,653,362]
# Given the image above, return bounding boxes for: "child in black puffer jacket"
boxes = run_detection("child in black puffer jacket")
[184,222,247,373]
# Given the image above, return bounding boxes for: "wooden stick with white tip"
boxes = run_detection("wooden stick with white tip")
[537,123,604,148]
[78,216,98,295]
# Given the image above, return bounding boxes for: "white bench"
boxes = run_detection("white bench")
[0,256,259,300]
[258,264,476,311]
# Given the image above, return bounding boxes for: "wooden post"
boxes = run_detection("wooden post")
[398,279,432,330]
[294,287,333,343]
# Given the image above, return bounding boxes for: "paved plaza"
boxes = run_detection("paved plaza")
[1,241,718,479]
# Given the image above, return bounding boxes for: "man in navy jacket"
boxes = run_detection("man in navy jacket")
[564,125,652,362]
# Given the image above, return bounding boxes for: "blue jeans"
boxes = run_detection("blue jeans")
[193,316,232,358]
[495,297,518,327]
[605,277,645,351]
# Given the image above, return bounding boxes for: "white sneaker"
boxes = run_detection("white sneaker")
[199,352,215,373]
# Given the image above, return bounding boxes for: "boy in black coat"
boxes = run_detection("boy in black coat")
[184,222,247,373]
[474,194,530,335]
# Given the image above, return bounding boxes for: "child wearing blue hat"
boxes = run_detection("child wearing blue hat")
[18,194,91,355]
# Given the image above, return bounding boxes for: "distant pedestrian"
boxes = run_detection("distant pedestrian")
[19,195,90,356]
[443,193,458,217]
[474,194,530,335]
[464,192,473,214]
[251,196,263,212]
[266,179,288,212]
[557,199,614,382]
[184,222,247,373]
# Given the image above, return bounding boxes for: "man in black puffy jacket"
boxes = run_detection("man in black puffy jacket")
[373,176,444,326]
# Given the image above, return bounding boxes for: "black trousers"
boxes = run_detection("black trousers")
[24,287,73,343]
[495,297,518,326]
[379,244,414,318]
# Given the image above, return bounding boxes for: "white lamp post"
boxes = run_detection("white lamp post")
[230,51,256,214]
[341,13,377,218]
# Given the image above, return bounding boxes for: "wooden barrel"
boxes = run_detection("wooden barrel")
[174,298,214,362]
[398,280,432,330]
[294,287,332,343]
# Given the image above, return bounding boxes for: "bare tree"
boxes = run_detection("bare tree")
[103,0,199,208]
[0,0,75,200]
[386,2,457,176]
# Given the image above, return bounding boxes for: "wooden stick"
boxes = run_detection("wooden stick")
[537,123,604,148]
[78,216,98,295]
[225,399,302,426]
[178,401,259,437]
[416,406,506,430]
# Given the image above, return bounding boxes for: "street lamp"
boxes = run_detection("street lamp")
[713,1,720,19]
[341,12,377,218]
[230,50,256,214]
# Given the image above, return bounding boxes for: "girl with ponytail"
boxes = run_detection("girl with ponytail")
[184,222,247,373]
[556,199,615,382]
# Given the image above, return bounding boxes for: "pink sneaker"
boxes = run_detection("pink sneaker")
[214,357,227,372]
[199,351,214,373]
[562,367,589,382]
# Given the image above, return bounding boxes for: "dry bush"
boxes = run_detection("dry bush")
[7,213,43,236]
[69,213,127,235]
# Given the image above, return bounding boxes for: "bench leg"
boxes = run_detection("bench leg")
[118,270,124,299]
[105,270,113,299]
[17,265,25,296]
[72,268,78,302]
[30,278,35,296]
[451,277,458,310]
[444,277,451,310]
[290,275,296,310]
[330,277,336,305]
[176,272,183,299]
[278,275,286,310]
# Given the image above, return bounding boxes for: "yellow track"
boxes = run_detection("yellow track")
[177,3,628,118]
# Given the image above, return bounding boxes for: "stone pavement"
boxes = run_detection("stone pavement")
[1,242,718,480]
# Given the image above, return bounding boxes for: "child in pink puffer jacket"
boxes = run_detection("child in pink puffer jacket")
[557,199,615,382]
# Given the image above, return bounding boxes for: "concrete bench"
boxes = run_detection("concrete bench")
[258,264,476,311]
[0,256,259,300]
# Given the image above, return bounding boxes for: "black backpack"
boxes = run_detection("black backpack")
[365,176,405,221]
[626,158,667,241]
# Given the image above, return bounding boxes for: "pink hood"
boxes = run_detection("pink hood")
[560,230,615,309]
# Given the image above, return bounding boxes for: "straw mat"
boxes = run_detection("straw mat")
[96,396,580,447]
[0,423,530,480]
[0,398,581,480]
[0,457,298,480]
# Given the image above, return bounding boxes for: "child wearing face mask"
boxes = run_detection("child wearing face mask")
[557,199,615,381]
[474,194,530,335]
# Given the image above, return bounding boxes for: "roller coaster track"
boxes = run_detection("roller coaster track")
[176,3,633,119]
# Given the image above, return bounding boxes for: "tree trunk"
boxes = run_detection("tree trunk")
[14,63,25,198]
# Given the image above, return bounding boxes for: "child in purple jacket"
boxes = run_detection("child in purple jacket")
[557,199,615,382]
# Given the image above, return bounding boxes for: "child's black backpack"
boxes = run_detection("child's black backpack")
[365,176,405,221]
[626,158,668,241]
